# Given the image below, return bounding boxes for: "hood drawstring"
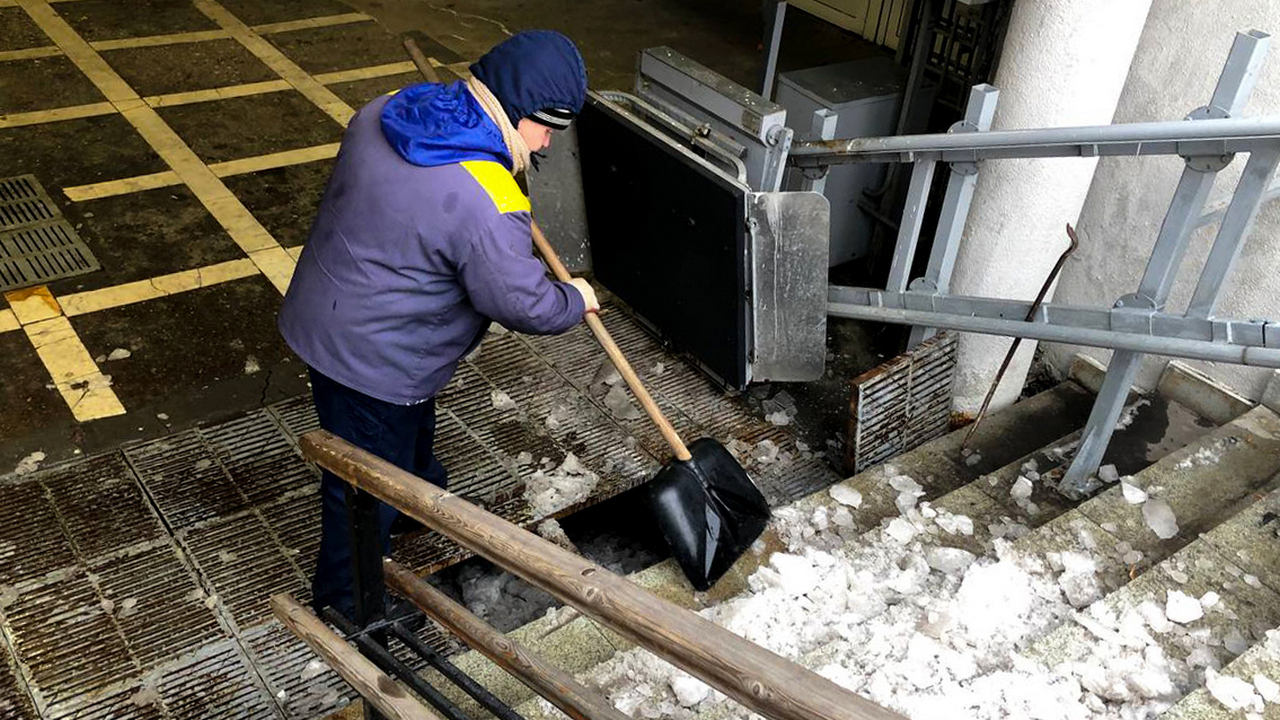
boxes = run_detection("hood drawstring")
[467,76,531,177]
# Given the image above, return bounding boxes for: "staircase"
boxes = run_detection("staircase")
[371,357,1280,719]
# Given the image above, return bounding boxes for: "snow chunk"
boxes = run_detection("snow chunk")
[13,451,45,476]
[490,390,517,411]
[768,553,820,597]
[244,355,260,374]
[925,547,975,576]
[669,675,709,707]
[523,454,599,519]
[1010,476,1033,501]
[603,385,643,420]
[1206,667,1262,711]
[936,512,974,536]
[1200,591,1220,609]
[1098,464,1119,484]
[765,411,792,426]
[828,484,862,509]
[1142,499,1179,539]
[1121,481,1148,504]
[1165,590,1204,624]
[107,347,132,361]
[884,517,917,543]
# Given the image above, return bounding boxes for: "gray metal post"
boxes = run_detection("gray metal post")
[800,108,839,195]
[760,1,787,101]
[1060,30,1270,495]
[1187,142,1280,318]
[909,84,999,346]
[886,160,937,293]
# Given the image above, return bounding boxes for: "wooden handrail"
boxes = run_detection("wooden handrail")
[384,559,629,720]
[270,594,442,720]
[300,431,907,720]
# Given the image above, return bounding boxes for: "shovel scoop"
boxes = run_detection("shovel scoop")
[530,223,770,591]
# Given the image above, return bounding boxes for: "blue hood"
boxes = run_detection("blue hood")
[380,81,513,169]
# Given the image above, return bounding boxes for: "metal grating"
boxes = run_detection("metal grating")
[44,682,164,720]
[0,647,37,720]
[153,640,276,719]
[847,332,958,473]
[178,511,308,630]
[0,478,78,583]
[91,542,226,672]
[267,395,321,440]
[259,492,322,584]
[241,622,351,719]
[0,175,100,292]
[5,571,135,711]
[125,432,247,529]
[199,411,317,506]
[40,454,165,562]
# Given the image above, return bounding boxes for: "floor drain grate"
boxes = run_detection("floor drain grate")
[0,174,100,292]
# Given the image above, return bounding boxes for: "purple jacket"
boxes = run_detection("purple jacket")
[278,90,584,404]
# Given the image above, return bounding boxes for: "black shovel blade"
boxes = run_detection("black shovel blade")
[647,438,771,591]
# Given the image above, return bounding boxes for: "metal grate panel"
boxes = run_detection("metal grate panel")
[241,622,351,719]
[267,395,321,441]
[40,454,165,562]
[259,492,321,584]
[0,647,37,720]
[0,175,100,292]
[848,332,958,473]
[125,432,246,529]
[92,542,226,672]
[154,640,276,719]
[0,478,77,583]
[5,571,135,711]
[200,411,317,506]
[178,512,308,630]
[44,682,164,720]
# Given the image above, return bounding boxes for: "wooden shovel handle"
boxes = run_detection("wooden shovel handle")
[530,221,692,461]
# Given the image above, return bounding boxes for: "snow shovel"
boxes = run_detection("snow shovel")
[530,222,770,591]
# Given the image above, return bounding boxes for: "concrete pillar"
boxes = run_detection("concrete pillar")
[946,0,1153,416]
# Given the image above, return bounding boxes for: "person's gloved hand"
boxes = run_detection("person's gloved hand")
[567,277,600,313]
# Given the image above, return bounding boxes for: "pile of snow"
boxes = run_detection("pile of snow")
[490,389,518,412]
[763,391,797,427]
[568,468,1275,720]
[522,453,599,519]
[12,451,45,476]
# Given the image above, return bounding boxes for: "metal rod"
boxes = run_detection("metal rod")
[299,431,908,720]
[271,594,443,720]
[759,1,787,101]
[787,115,1280,166]
[386,560,627,720]
[323,609,476,720]
[388,623,526,720]
[403,37,441,84]
[825,303,1280,367]
[961,224,1079,449]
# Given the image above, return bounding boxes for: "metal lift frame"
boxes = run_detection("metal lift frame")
[797,29,1280,493]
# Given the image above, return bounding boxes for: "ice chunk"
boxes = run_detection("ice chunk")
[1098,464,1119,483]
[925,547,975,576]
[1142,499,1179,539]
[490,390,518,411]
[1010,477,1034,501]
[769,553,819,596]
[885,517,917,543]
[1226,627,1250,656]
[301,659,327,681]
[829,485,862,508]
[523,454,600,519]
[244,355,260,374]
[936,513,974,536]
[1253,674,1279,703]
[1206,667,1262,711]
[1121,482,1147,504]
[592,362,622,387]
[107,347,132,361]
[765,410,792,426]
[1122,550,1144,566]
[1168,568,1189,584]
[670,675,709,707]
[1200,591,1221,609]
[1166,590,1204,624]
[888,475,923,495]
[831,506,855,530]
[964,452,982,467]
[651,362,667,377]
[603,385,643,420]
[752,439,780,464]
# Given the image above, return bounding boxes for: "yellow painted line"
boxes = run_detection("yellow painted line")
[248,246,295,294]
[285,246,304,261]
[209,143,340,177]
[144,79,291,108]
[250,12,372,35]
[59,258,258,316]
[25,316,126,421]
[0,45,62,62]
[0,101,115,128]
[16,0,135,103]
[4,286,61,324]
[63,170,181,202]
[0,308,20,333]
[314,61,417,85]
[193,0,354,126]
[90,29,230,52]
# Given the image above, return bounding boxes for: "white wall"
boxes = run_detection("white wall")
[1044,1,1280,400]
[947,0,1153,415]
